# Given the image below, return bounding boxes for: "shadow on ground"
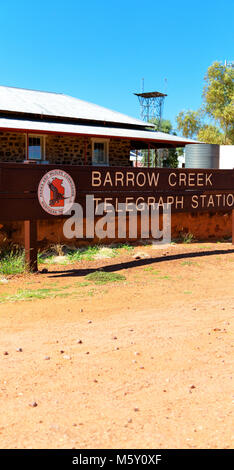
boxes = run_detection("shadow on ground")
[46,248,234,278]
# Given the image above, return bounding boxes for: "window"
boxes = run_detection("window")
[28,135,45,160]
[92,139,109,166]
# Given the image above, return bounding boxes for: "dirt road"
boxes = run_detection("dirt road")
[0,242,233,449]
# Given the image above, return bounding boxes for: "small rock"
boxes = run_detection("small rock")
[80,309,83,312]
[190,385,196,389]
[63,355,71,360]
[134,407,139,412]
[3,351,9,355]
[77,340,83,344]
[139,366,144,369]
[60,350,65,354]
[93,379,98,383]
[86,351,90,355]
[16,348,23,352]
[44,356,50,360]
[53,255,67,264]
[128,418,132,423]
[88,320,92,324]
[133,252,150,260]
[115,347,119,350]
[113,336,117,340]
[134,352,140,356]
[29,402,38,407]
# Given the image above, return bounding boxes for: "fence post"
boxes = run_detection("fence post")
[24,220,38,272]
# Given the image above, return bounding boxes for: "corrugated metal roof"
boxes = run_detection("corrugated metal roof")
[0,86,153,128]
[0,116,198,146]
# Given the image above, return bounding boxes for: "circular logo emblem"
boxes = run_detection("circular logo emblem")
[38,169,76,215]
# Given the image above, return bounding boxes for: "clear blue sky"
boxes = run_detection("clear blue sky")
[0,0,233,130]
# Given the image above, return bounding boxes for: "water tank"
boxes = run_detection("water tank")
[185,144,219,169]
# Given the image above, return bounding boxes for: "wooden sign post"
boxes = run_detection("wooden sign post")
[24,220,38,272]
[0,162,233,272]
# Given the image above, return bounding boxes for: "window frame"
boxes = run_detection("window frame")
[26,134,46,161]
[91,138,109,166]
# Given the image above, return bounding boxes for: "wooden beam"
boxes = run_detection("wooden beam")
[24,220,38,272]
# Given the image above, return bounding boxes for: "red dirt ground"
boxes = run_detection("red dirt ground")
[0,242,233,449]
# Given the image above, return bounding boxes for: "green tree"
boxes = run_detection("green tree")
[176,110,201,139]
[197,125,225,144]
[176,62,234,144]
[203,62,234,143]
[151,118,173,134]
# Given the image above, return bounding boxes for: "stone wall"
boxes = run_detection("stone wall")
[0,132,25,162]
[109,139,131,166]
[46,135,89,165]
[46,135,131,166]
[0,131,131,166]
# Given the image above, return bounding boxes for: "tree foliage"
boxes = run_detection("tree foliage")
[176,111,201,139]
[152,118,173,134]
[197,125,225,144]
[176,62,234,144]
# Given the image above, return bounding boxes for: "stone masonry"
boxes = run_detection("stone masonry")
[0,131,131,166]
[0,132,25,162]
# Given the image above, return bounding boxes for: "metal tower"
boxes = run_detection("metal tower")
[134,91,167,125]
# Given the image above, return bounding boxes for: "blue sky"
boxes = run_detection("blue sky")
[0,0,233,130]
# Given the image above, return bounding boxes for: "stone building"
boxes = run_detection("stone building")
[0,86,195,166]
